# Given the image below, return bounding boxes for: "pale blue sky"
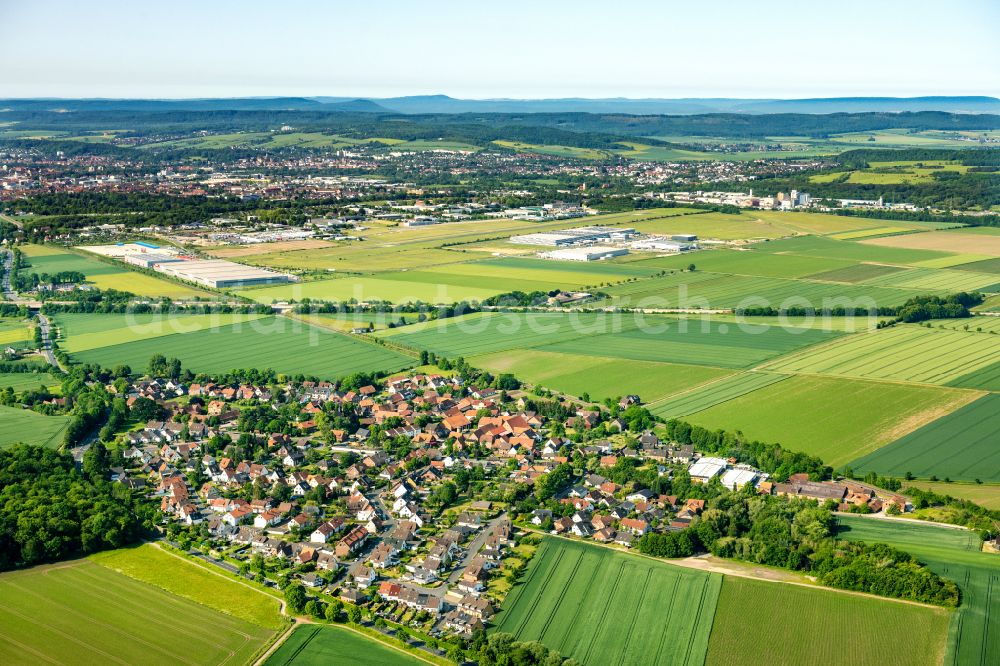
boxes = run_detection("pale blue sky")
[1,0,997,99]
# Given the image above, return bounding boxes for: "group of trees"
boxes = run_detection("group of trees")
[638,493,960,607]
[893,292,983,323]
[663,419,831,481]
[0,445,153,570]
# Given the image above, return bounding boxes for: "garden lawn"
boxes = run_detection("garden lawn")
[263,625,424,666]
[849,394,1000,483]
[64,315,414,379]
[0,405,70,449]
[684,375,976,467]
[493,537,721,666]
[0,558,277,666]
[705,576,949,666]
[836,515,1000,666]
[468,349,732,403]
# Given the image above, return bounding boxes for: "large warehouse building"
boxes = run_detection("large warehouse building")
[509,225,637,246]
[157,259,292,289]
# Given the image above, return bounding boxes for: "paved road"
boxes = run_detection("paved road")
[36,313,67,371]
[447,512,508,585]
[0,248,16,300]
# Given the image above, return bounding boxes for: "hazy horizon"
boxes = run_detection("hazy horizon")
[1,0,998,99]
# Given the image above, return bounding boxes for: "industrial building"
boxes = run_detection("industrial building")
[540,246,629,262]
[510,226,637,247]
[119,252,186,269]
[157,259,292,289]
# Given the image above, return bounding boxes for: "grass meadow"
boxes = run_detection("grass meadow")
[705,576,949,666]
[493,538,721,666]
[90,544,285,629]
[836,515,1000,666]
[0,558,277,666]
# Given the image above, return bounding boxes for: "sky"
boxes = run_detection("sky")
[1,0,998,99]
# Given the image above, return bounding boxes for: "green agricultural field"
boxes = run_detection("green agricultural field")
[240,275,503,304]
[538,317,838,369]
[860,267,1000,293]
[0,559,277,666]
[386,312,838,369]
[493,538,721,666]
[850,394,1000,482]
[705,576,949,666]
[382,311,636,357]
[64,315,414,379]
[754,234,950,264]
[932,317,1000,334]
[827,226,918,240]
[263,625,424,666]
[493,140,608,160]
[290,311,405,333]
[633,249,857,279]
[21,244,123,276]
[0,405,70,449]
[427,256,662,287]
[951,257,1000,274]
[626,211,795,240]
[806,262,909,283]
[648,371,789,419]
[836,515,1000,666]
[468,349,732,403]
[767,325,1000,388]
[0,318,33,349]
[684,375,976,467]
[0,371,59,391]
[90,544,285,630]
[901,480,1000,511]
[601,271,920,309]
[55,312,269,352]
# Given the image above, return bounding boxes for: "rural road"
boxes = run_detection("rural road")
[36,313,67,372]
[0,248,16,300]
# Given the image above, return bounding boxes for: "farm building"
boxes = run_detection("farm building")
[157,259,293,288]
[541,246,629,262]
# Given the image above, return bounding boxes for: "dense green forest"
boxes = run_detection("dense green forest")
[0,444,153,570]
